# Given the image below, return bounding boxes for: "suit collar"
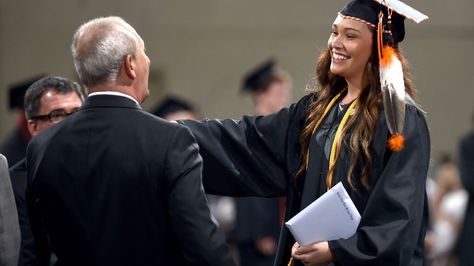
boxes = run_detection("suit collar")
[82,94,142,110]
[88,91,140,105]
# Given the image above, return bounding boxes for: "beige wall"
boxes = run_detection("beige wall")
[1,0,473,160]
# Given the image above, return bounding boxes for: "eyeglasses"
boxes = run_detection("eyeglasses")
[29,109,78,124]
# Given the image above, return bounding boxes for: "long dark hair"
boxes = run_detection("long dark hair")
[296,27,415,190]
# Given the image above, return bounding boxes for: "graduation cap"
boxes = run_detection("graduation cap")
[8,74,46,109]
[340,0,428,152]
[151,96,197,119]
[242,59,278,93]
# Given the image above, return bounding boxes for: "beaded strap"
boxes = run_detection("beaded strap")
[338,12,375,27]
[338,12,391,34]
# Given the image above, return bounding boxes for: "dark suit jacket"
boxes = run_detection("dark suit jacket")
[458,130,474,266]
[26,95,234,266]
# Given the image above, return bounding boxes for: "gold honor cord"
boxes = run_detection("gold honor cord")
[303,91,358,190]
[326,99,358,190]
[289,92,354,266]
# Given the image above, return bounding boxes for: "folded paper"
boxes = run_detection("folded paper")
[285,182,361,245]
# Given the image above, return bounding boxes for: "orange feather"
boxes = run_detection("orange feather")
[380,46,398,68]
[387,134,405,152]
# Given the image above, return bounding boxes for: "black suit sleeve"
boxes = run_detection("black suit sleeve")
[164,125,235,266]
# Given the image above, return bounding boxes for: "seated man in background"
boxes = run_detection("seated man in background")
[9,76,85,265]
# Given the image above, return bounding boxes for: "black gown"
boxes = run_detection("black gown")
[180,93,430,266]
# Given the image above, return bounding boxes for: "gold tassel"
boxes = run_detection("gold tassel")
[287,257,294,266]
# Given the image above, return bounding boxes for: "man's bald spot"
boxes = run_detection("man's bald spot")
[73,17,138,57]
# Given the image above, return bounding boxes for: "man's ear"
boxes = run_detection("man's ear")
[123,54,136,80]
[27,120,39,137]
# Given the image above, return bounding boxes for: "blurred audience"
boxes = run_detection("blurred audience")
[151,95,198,121]
[231,59,292,266]
[425,154,468,266]
[0,75,45,166]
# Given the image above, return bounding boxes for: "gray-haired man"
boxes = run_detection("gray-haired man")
[26,16,234,266]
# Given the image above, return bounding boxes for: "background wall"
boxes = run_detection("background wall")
[1,0,473,161]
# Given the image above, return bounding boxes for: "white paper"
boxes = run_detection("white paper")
[285,182,361,245]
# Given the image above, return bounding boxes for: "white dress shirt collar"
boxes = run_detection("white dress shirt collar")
[88,91,140,106]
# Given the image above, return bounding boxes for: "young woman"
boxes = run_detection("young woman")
[181,0,430,265]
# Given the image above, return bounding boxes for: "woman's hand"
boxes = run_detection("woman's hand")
[291,241,334,266]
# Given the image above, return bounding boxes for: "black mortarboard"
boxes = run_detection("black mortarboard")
[339,0,428,45]
[242,59,277,92]
[8,74,46,109]
[151,96,196,118]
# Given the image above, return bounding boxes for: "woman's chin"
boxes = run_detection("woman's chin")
[330,65,345,76]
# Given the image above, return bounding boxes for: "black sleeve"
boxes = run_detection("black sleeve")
[328,106,431,265]
[164,125,235,266]
[179,94,312,197]
[459,132,474,193]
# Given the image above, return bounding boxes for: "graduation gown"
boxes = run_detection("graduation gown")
[180,92,430,266]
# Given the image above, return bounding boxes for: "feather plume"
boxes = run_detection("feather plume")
[379,46,406,149]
